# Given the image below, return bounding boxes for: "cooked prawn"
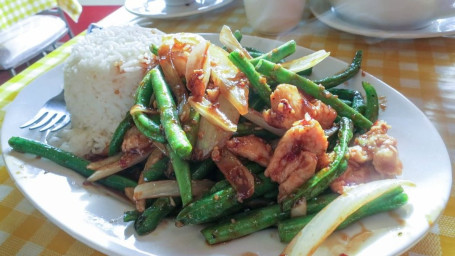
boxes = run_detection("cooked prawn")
[122,126,154,154]
[263,84,337,130]
[330,120,403,193]
[226,135,273,167]
[265,117,328,200]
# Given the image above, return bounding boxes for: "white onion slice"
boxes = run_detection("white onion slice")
[219,25,252,59]
[87,153,122,170]
[282,50,330,73]
[282,179,414,256]
[243,109,285,136]
[133,179,215,200]
[189,96,237,132]
[87,152,151,182]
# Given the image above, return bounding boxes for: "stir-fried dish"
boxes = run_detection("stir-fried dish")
[8,25,407,254]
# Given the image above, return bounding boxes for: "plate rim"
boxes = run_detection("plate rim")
[2,33,452,255]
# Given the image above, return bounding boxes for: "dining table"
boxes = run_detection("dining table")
[0,0,454,255]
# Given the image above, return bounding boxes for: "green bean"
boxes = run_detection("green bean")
[183,108,200,148]
[8,137,137,191]
[108,111,133,156]
[133,157,216,234]
[134,197,180,235]
[150,67,192,159]
[327,88,356,100]
[250,40,296,66]
[209,179,231,194]
[150,44,159,55]
[255,59,373,130]
[352,91,366,114]
[143,156,169,182]
[306,193,339,214]
[201,204,289,244]
[362,81,379,123]
[297,67,312,76]
[229,50,272,106]
[278,187,408,242]
[281,117,354,211]
[190,158,215,180]
[233,29,242,42]
[340,99,352,106]
[167,145,192,206]
[246,47,265,58]
[123,210,140,222]
[176,173,276,225]
[313,50,363,89]
[131,70,165,143]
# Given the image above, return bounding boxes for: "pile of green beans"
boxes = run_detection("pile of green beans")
[8,29,398,248]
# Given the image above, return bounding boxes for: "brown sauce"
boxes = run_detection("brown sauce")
[388,211,406,226]
[324,222,373,255]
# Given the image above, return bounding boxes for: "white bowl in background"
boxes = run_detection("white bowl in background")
[329,0,454,29]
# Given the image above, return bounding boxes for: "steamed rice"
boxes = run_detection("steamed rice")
[51,26,164,156]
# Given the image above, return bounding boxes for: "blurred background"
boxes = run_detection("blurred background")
[0,0,123,84]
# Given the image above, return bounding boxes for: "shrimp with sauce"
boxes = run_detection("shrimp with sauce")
[330,120,403,193]
[263,84,337,130]
[265,116,328,201]
[226,135,273,167]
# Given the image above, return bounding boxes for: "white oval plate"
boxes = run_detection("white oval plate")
[309,0,455,39]
[1,34,452,256]
[124,0,234,19]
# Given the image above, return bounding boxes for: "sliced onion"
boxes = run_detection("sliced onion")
[185,40,211,99]
[243,109,285,136]
[209,44,249,115]
[194,95,240,160]
[282,179,414,256]
[133,179,215,200]
[86,150,152,182]
[87,153,122,170]
[189,95,237,132]
[281,50,330,73]
[219,25,252,59]
[143,147,164,171]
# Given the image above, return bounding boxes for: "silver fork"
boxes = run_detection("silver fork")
[20,90,71,132]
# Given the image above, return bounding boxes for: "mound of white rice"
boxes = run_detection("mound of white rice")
[51,26,164,156]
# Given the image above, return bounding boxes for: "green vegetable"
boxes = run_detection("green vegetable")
[190,158,216,180]
[306,193,339,214]
[150,67,192,159]
[131,70,165,143]
[255,59,373,130]
[108,111,133,156]
[362,81,379,123]
[8,137,137,191]
[134,197,179,235]
[313,50,363,89]
[143,156,169,182]
[250,40,296,66]
[201,204,289,245]
[278,187,408,242]
[176,173,276,225]
[133,155,211,234]
[167,145,192,206]
[281,117,354,211]
[123,210,140,222]
[229,50,272,106]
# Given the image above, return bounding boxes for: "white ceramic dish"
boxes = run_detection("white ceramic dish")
[2,34,452,256]
[124,0,234,19]
[309,0,455,39]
